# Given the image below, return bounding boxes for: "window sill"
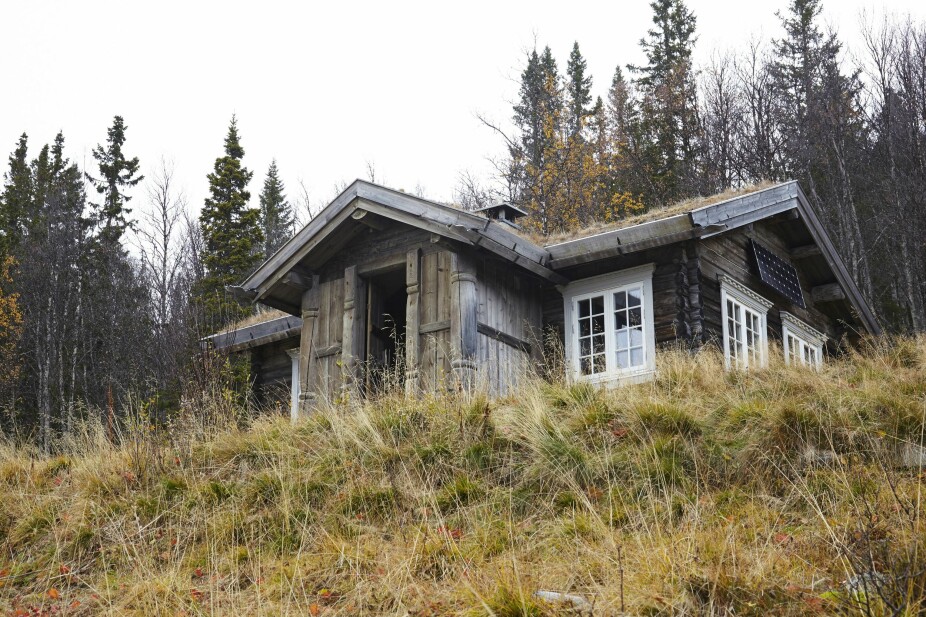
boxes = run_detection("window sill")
[573,368,656,388]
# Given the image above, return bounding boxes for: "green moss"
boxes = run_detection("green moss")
[437,475,484,513]
[635,401,701,437]
[342,485,398,519]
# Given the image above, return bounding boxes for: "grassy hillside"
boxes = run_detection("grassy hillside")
[1,339,925,616]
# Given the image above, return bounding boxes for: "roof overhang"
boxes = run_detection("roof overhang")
[205,315,302,352]
[544,181,880,335]
[238,180,564,309]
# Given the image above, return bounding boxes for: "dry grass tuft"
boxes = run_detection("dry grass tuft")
[1,336,925,615]
[215,308,290,334]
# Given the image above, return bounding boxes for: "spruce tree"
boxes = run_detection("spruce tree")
[86,116,143,247]
[258,159,294,258]
[770,0,872,300]
[629,0,700,203]
[1,134,31,257]
[197,116,262,326]
[565,42,593,137]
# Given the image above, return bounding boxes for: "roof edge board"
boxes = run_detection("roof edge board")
[243,180,363,292]
[792,185,881,335]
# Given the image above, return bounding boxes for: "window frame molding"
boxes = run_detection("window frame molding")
[286,348,301,421]
[780,311,825,369]
[562,263,657,385]
[719,275,772,370]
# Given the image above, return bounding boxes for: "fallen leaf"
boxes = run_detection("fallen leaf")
[48,588,60,599]
[59,565,71,575]
[309,604,320,616]
[69,600,81,609]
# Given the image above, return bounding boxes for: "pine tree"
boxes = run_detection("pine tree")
[197,116,262,327]
[565,42,593,137]
[86,116,143,247]
[259,159,294,258]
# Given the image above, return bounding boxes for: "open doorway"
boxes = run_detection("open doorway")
[364,267,407,394]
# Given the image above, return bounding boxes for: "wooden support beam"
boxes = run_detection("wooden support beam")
[340,265,366,395]
[351,208,387,230]
[404,249,421,396]
[476,322,532,355]
[790,244,822,260]
[419,319,450,335]
[449,252,478,390]
[812,282,845,304]
[297,274,321,415]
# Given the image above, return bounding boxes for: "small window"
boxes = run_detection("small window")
[564,264,656,383]
[720,275,772,370]
[781,312,824,369]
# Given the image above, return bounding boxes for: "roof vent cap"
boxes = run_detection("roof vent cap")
[474,202,529,226]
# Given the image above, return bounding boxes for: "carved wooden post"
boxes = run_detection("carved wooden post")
[450,251,478,390]
[404,249,421,395]
[297,275,321,414]
[341,265,366,397]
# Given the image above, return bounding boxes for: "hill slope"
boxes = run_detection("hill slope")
[1,340,925,616]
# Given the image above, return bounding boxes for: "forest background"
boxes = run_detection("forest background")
[1,0,925,448]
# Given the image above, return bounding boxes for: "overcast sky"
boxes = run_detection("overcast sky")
[2,0,925,225]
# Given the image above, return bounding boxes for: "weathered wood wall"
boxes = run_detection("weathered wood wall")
[698,221,836,344]
[475,257,543,396]
[307,277,345,400]
[417,250,453,390]
[250,336,299,410]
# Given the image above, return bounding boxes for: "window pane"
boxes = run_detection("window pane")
[615,310,627,330]
[630,327,643,346]
[591,295,604,315]
[593,354,607,373]
[616,329,628,349]
[579,318,590,337]
[592,314,605,334]
[614,290,626,310]
[615,349,630,369]
[629,307,642,326]
[630,347,644,367]
[592,334,606,354]
[578,298,590,318]
[580,338,590,357]
[627,287,642,307]
[580,357,591,375]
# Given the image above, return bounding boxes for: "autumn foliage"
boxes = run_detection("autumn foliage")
[0,256,22,405]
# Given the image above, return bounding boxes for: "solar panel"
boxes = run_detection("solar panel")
[750,240,806,308]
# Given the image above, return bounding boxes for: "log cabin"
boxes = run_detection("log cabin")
[205,179,879,417]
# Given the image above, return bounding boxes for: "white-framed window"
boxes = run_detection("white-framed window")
[720,275,772,370]
[286,348,301,420]
[563,264,656,384]
[781,312,825,369]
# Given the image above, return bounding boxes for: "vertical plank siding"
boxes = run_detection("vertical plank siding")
[417,250,453,391]
[475,257,543,396]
